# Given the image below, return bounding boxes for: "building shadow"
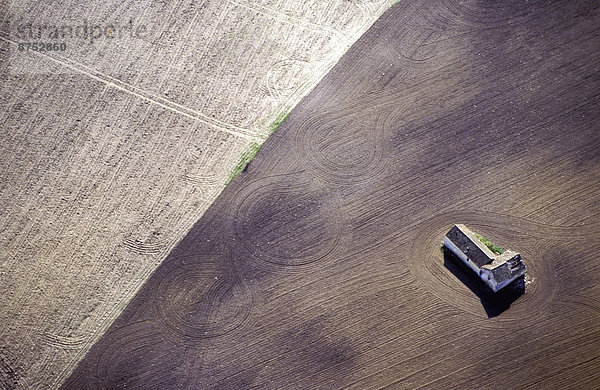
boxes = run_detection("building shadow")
[443,247,525,318]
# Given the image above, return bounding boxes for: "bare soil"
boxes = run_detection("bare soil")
[0,0,394,388]
[64,0,600,388]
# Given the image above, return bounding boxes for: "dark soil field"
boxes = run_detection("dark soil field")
[62,1,600,388]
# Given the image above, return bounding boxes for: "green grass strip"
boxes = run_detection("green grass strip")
[225,142,262,186]
[474,233,504,255]
[269,111,290,134]
[225,111,292,187]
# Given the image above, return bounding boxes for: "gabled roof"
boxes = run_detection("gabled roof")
[481,253,527,291]
[445,224,495,268]
[445,225,527,292]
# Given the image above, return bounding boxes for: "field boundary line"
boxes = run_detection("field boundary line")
[49,188,229,388]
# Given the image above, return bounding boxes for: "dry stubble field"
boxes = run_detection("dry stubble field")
[0,0,396,388]
[64,0,600,388]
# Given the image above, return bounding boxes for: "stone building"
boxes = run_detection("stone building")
[444,224,526,292]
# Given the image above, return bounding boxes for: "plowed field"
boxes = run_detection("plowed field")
[64,1,600,388]
[0,0,395,387]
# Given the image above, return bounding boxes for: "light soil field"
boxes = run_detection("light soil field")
[0,0,395,388]
[64,0,600,388]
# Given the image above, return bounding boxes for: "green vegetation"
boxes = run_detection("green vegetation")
[440,244,446,253]
[225,142,262,186]
[269,111,290,134]
[474,233,503,255]
[225,111,291,187]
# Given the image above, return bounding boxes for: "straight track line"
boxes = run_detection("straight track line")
[0,34,266,141]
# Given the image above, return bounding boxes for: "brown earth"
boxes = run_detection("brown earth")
[62,0,600,388]
[0,0,395,387]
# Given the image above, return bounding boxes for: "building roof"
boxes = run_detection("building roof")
[445,224,527,292]
[445,224,496,268]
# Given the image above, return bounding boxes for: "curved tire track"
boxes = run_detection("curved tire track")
[294,104,391,187]
[153,254,253,343]
[94,321,182,390]
[233,173,350,273]
[41,333,86,351]
[407,210,564,325]
[267,59,315,102]
[122,237,168,256]
[422,0,535,32]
